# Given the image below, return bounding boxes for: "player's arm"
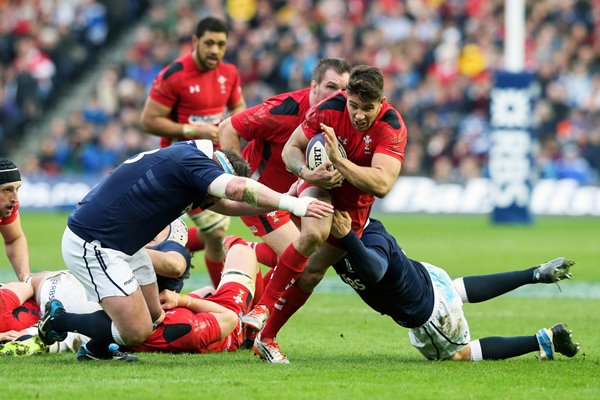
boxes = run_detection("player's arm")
[0,216,31,282]
[227,97,246,116]
[282,125,343,188]
[160,289,238,339]
[321,123,401,197]
[207,175,334,218]
[330,211,388,283]
[218,117,242,152]
[140,97,219,143]
[146,248,187,278]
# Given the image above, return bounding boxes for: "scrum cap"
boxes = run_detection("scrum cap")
[0,158,20,185]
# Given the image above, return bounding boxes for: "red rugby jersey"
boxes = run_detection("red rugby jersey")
[301,91,407,214]
[0,289,40,331]
[231,88,311,193]
[149,53,243,148]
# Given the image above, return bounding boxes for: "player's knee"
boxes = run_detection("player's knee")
[449,346,471,361]
[120,324,153,346]
[297,269,326,291]
[215,309,238,339]
[299,226,329,252]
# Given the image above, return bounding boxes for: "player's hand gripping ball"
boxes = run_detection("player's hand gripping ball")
[305,133,346,171]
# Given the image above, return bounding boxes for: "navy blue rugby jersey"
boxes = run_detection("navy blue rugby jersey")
[68,140,224,255]
[332,219,435,328]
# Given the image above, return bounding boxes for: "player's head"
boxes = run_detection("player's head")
[0,158,21,218]
[345,65,385,132]
[146,218,188,248]
[309,58,351,106]
[214,149,250,177]
[193,17,229,71]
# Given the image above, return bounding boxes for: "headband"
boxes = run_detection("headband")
[214,150,236,175]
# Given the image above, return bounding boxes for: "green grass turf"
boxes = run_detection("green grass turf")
[1,212,599,399]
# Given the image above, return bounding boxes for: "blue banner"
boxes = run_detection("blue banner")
[488,71,536,224]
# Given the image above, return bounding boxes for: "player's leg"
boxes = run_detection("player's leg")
[453,257,575,303]
[190,209,231,287]
[242,185,331,326]
[454,323,580,361]
[39,228,148,361]
[254,243,344,363]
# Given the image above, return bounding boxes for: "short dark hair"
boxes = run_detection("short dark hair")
[218,148,250,177]
[312,57,351,83]
[346,65,384,103]
[195,16,228,38]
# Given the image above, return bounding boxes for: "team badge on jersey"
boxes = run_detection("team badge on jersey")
[363,135,372,154]
[218,75,227,94]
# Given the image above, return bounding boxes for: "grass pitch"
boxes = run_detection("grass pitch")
[1,212,599,399]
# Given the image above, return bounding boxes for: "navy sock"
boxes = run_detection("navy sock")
[479,336,539,360]
[52,310,114,343]
[462,267,537,303]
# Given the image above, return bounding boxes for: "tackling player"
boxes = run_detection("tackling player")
[330,210,579,361]
[141,16,247,289]
[35,140,333,361]
[244,65,407,363]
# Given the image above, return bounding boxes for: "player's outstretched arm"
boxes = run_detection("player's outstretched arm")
[207,175,334,218]
[331,210,388,283]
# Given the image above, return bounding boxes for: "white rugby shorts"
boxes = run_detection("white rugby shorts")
[408,262,470,360]
[62,226,156,302]
[35,270,102,314]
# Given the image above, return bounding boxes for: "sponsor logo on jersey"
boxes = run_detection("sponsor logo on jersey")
[189,84,201,93]
[188,113,222,125]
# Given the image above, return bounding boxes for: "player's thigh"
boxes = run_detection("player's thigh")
[101,289,153,341]
[409,263,471,360]
[262,221,299,255]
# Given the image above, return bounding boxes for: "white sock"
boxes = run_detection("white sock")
[469,340,483,361]
[453,278,470,303]
[111,323,125,346]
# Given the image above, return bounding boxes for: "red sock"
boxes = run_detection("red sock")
[259,244,308,310]
[251,269,264,307]
[263,268,274,282]
[205,257,223,287]
[261,284,312,340]
[186,227,205,252]
[250,242,278,268]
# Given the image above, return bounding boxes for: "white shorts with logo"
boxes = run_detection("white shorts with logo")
[62,226,156,302]
[408,263,470,360]
[35,270,102,314]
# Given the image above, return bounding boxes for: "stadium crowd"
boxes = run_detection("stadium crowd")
[2,0,600,185]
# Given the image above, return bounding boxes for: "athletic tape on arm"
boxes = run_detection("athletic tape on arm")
[208,174,235,198]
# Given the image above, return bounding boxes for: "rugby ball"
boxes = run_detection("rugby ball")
[306,133,346,170]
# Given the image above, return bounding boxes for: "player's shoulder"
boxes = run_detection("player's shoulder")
[377,102,405,131]
[317,92,347,112]
[159,54,192,81]
[267,88,311,116]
